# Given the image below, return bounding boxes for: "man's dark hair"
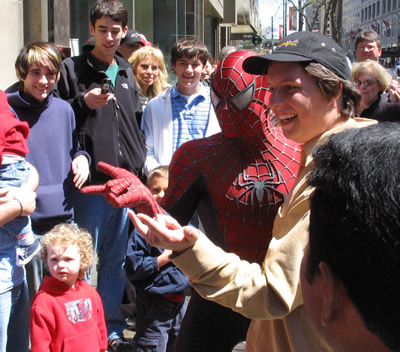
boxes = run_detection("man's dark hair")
[90,0,128,28]
[355,29,381,49]
[170,37,209,66]
[307,122,400,351]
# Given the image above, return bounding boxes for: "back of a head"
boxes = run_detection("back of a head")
[90,0,128,28]
[218,46,239,62]
[308,122,400,351]
[170,37,208,66]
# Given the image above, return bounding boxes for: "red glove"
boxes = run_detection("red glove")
[80,162,164,217]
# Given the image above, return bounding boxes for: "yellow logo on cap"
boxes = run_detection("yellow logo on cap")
[276,40,299,48]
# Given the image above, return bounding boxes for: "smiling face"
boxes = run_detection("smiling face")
[89,16,127,63]
[135,56,160,93]
[172,56,204,95]
[23,63,56,102]
[47,244,81,288]
[267,62,345,144]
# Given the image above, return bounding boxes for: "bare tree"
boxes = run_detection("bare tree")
[286,0,342,43]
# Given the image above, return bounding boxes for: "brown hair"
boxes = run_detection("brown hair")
[15,41,61,82]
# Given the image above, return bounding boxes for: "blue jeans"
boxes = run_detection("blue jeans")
[25,238,45,304]
[0,160,31,238]
[74,192,129,339]
[134,290,187,352]
[0,281,29,352]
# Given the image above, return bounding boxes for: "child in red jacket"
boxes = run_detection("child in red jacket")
[0,89,41,266]
[30,223,108,352]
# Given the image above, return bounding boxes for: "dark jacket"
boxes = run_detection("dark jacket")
[7,91,90,233]
[361,94,400,122]
[125,230,190,296]
[57,49,146,184]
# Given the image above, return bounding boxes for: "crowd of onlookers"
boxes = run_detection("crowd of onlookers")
[1,0,400,351]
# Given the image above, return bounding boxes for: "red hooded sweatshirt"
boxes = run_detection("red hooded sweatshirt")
[30,276,108,352]
[0,90,29,164]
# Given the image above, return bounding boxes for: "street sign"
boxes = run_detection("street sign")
[230,33,256,40]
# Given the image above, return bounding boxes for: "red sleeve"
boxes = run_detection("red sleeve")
[94,290,108,351]
[0,123,5,165]
[30,300,53,352]
[0,90,29,157]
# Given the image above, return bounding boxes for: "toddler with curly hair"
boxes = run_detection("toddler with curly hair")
[30,223,108,352]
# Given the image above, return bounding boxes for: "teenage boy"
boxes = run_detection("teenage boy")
[57,0,146,351]
[141,37,220,175]
[7,41,90,302]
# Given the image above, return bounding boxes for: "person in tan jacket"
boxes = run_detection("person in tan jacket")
[90,31,377,351]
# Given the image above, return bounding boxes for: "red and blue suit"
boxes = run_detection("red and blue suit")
[82,51,301,351]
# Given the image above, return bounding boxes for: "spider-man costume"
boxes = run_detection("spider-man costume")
[82,51,301,351]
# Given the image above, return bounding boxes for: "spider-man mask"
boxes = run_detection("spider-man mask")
[211,50,270,138]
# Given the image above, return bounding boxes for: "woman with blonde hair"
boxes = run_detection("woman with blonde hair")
[129,46,170,109]
[351,59,400,121]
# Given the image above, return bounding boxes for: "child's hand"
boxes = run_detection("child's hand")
[157,249,173,268]
[72,155,90,189]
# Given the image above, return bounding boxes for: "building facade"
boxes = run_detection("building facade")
[0,0,261,90]
[341,0,400,65]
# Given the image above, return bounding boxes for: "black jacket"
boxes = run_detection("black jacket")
[57,49,146,184]
[361,94,400,123]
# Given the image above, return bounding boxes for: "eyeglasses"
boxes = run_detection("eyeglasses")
[357,45,379,52]
[353,80,377,88]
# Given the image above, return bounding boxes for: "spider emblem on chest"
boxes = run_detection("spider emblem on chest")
[236,161,286,205]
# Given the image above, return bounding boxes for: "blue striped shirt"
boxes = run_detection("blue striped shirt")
[171,84,212,153]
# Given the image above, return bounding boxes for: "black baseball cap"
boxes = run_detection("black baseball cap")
[243,31,350,80]
[121,29,147,46]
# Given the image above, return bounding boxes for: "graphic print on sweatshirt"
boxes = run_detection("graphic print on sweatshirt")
[65,298,92,324]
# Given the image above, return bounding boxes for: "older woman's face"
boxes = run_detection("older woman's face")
[135,56,160,92]
[267,62,344,144]
[354,71,381,109]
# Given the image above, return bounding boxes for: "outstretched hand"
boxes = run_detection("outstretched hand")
[81,162,163,217]
[128,209,199,253]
